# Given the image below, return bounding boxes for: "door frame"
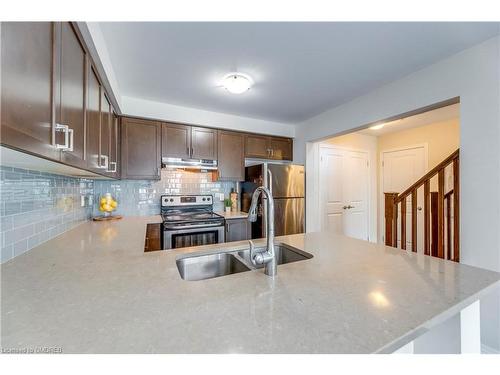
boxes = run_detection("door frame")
[318,144,372,242]
[379,143,429,244]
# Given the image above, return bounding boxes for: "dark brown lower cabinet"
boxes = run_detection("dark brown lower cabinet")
[218,131,245,181]
[144,223,162,252]
[121,117,161,180]
[225,218,251,242]
[1,22,59,160]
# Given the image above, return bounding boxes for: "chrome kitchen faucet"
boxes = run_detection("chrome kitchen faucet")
[247,186,277,277]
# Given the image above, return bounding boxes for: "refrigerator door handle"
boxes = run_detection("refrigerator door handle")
[267,168,273,195]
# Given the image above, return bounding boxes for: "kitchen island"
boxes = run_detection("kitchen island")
[1,217,499,353]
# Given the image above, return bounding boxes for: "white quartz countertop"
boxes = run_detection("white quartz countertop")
[1,216,499,353]
[216,210,248,219]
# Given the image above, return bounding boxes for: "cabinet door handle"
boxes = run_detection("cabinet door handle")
[108,161,117,173]
[66,128,74,152]
[55,123,70,150]
[186,147,190,156]
[99,155,109,169]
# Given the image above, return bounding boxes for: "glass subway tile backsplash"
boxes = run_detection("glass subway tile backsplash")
[0,166,94,263]
[93,169,236,216]
[0,167,235,264]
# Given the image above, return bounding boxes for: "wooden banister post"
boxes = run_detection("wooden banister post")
[437,170,445,259]
[430,192,438,257]
[411,190,417,252]
[384,192,399,247]
[424,181,430,255]
[453,157,460,262]
[401,198,406,250]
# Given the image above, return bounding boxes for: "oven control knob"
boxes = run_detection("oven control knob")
[207,197,211,201]
[169,198,174,202]
[202,198,206,201]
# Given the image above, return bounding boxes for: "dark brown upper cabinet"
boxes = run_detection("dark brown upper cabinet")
[217,131,245,181]
[121,117,161,180]
[269,137,293,160]
[161,122,191,159]
[245,134,270,159]
[245,134,293,161]
[108,114,120,177]
[0,22,59,160]
[56,22,87,169]
[191,127,217,160]
[86,66,101,172]
[161,123,217,160]
[100,93,111,173]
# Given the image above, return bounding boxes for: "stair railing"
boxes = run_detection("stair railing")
[384,149,459,261]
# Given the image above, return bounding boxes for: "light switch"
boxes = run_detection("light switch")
[80,195,86,207]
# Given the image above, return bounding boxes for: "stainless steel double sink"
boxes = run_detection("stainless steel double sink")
[176,244,313,281]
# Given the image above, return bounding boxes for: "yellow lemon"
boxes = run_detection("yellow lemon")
[102,204,112,211]
[100,197,107,205]
[110,201,117,208]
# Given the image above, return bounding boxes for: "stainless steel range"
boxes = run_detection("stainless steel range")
[161,195,225,250]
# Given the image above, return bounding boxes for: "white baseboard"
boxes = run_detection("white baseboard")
[481,344,500,354]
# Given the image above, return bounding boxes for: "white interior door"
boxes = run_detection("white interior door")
[382,146,427,252]
[320,147,369,241]
[320,148,344,234]
[343,150,369,240]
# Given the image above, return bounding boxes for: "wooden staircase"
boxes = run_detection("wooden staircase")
[384,149,459,261]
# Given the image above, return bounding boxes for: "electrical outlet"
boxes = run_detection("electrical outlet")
[219,193,225,201]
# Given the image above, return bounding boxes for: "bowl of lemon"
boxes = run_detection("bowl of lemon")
[93,193,122,221]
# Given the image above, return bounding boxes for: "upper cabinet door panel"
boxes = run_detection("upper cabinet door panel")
[0,22,59,160]
[270,137,293,160]
[218,131,245,181]
[109,114,119,177]
[100,93,111,171]
[162,122,191,159]
[121,118,161,180]
[191,127,217,160]
[86,67,101,171]
[245,134,270,159]
[57,22,86,168]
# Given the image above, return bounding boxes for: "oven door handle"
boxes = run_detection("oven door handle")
[164,222,223,230]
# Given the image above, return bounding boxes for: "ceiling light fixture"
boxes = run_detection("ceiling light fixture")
[222,72,253,94]
[369,123,385,130]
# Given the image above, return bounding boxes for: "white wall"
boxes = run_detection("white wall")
[121,96,295,138]
[295,36,500,350]
[77,22,123,111]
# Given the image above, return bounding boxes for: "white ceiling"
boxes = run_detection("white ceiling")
[359,103,460,136]
[98,22,499,124]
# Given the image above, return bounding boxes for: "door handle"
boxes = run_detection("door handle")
[267,168,273,195]
[343,206,348,210]
[417,206,422,211]
[55,123,70,150]
[99,155,109,169]
[348,205,354,209]
[108,161,117,173]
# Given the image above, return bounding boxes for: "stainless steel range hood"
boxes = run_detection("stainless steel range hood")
[162,157,218,170]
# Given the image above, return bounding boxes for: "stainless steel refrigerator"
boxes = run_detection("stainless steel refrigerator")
[241,163,305,238]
